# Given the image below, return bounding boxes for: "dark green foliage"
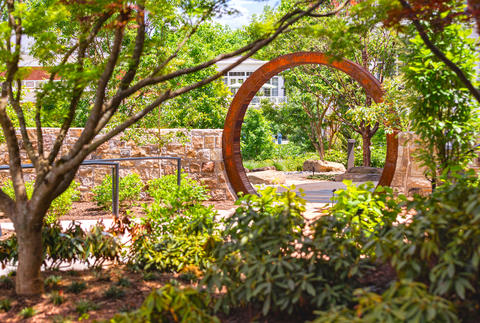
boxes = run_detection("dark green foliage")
[128,175,219,272]
[374,171,480,317]
[0,275,14,289]
[0,298,11,312]
[141,272,159,282]
[312,280,458,323]
[202,185,404,316]
[116,277,131,288]
[66,281,87,294]
[44,275,62,290]
[104,285,126,300]
[93,173,144,211]
[0,222,121,270]
[50,291,65,306]
[107,284,219,323]
[75,299,99,315]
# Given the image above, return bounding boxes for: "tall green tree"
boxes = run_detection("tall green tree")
[405,24,479,187]
[0,0,334,296]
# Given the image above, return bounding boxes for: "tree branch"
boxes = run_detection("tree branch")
[399,0,480,104]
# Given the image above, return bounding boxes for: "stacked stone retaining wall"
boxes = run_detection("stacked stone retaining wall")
[0,128,234,201]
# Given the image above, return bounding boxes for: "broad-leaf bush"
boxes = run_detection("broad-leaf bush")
[93,173,144,211]
[1,180,80,223]
[0,222,121,270]
[329,181,404,250]
[374,171,480,317]
[128,174,218,272]
[201,185,400,316]
[202,187,313,315]
[107,284,219,323]
[311,280,458,323]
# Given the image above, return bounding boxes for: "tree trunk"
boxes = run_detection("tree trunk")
[362,132,372,167]
[14,212,44,296]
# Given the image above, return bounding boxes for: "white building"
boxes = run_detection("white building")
[216,56,286,105]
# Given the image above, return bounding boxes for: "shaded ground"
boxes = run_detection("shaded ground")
[0,266,170,322]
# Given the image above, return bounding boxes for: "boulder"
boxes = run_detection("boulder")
[251,166,277,172]
[247,170,286,185]
[303,160,346,173]
[335,166,383,182]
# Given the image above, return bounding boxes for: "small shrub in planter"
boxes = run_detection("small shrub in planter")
[128,174,219,272]
[93,173,144,211]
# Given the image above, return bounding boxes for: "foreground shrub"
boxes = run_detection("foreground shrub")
[0,222,121,269]
[108,284,219,323]
[375,171,480,317]
[128,174,218,272]
[1,180,80,223]
[312,280,458,323]
[329,181,403,253]
[201,184,404,316]
[93,173,143,211]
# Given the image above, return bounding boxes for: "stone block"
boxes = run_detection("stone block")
[166,144,185,155]
[192,136,204,149]
[189,162,201,173]
[211,149,222,161]
[205,136,215,149]
[201,161,215,173]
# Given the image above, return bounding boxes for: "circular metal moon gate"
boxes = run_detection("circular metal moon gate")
[222,52,398,197]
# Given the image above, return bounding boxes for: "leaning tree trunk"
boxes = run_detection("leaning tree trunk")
[13,210,44,296]
[362,132,372,167]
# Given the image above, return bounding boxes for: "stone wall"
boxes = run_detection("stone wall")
[0,128,235,201]
[391,132,480,195]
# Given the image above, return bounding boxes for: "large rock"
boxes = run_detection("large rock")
[335,166,383,182]
[303,160,346,173]
[247,170,286,185]
[250,166,277,172]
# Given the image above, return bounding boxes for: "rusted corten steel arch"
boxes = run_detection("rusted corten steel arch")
[222,52,399,197]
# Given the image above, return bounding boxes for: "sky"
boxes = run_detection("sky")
[216,0,279,29]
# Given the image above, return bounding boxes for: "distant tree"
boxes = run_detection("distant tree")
[241,108,276,160]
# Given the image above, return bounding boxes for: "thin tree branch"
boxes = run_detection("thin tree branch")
[399,0,480,104]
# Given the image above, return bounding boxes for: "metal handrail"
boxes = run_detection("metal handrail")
[0,161,120,218]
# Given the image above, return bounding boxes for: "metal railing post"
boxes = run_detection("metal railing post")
[111,164,120,218]
[177,158,182,186]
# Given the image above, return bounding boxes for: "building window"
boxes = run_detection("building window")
[272,77,278,96]
[24,81,35,88]
[228,72,245,76]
